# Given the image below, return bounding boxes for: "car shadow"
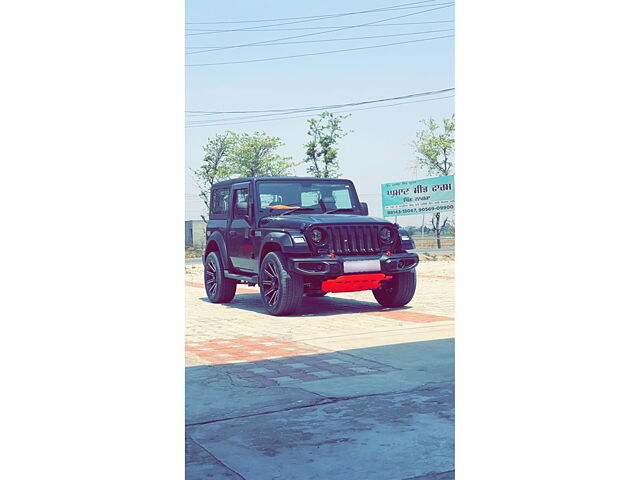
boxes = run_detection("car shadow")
[186,339,454,480]
[197,291,412,318]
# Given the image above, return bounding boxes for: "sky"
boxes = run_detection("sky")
[185,0,454,227]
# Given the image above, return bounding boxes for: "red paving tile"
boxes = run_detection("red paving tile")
[186,336,322,365]
[368,310,454,323]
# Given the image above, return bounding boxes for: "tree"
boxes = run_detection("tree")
[303,112,350,178]
[404,225,420,236]
[193,131,294,220]
[412,115,455,248]
[192,131,237,221]
[230,132,295,177]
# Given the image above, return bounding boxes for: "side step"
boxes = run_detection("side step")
[224,271,259,284]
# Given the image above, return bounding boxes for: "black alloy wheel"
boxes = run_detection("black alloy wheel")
[205,255,218,297]
[261,261,281,307]
[259,252,304,316]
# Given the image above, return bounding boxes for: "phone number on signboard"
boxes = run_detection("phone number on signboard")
[386,204,455,215]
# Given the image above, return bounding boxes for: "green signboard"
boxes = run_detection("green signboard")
[381,175,455,217]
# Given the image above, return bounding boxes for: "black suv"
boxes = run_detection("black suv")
[202,177,419,316]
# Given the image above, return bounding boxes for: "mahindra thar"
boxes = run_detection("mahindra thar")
[202,177,419,316]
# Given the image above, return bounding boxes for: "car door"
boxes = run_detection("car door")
[227,183,255,272]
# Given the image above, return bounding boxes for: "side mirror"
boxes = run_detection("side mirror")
[360,202,369,215]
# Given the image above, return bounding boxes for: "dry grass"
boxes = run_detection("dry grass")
[412,236,455,250]
[185,246,204,259]
[421,252,455,262]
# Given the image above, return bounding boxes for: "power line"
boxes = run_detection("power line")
[185,94,454,128]
[186,88,454,116]
[186,33,453,67]
[186,28,454,55]
[185,0,436,25]
[182,0,435,36]
[186,95,454,128]
[191,4,453,51]
[185,20,454,33]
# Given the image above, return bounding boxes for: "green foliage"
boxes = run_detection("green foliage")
[230,132,295,177]
[444,219,455,235]
[192,131,237,216]
[303,112,351,178]
[412,115,455,176]
[193,131,294,219]
[412,115,455,249]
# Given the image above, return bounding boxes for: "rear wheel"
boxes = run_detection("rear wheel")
[204,251,237,303]
[372,270,417,307]
[260,252,304,316]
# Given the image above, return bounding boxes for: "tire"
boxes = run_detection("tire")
[372,270,417,307]
[204,251,237,303]
[259,252,304,316]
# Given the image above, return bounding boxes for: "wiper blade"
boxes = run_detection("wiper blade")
[281,207,317,215]
[324,208,355,214]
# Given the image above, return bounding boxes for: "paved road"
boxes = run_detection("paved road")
[185,261,455,479]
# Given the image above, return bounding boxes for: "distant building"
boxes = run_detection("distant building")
[185,220,207,248]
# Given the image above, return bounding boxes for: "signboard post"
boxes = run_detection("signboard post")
[381,175,455,218]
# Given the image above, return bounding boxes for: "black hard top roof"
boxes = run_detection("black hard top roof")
[211,176,353,187]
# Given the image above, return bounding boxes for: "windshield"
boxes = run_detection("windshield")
[257,180,358,214]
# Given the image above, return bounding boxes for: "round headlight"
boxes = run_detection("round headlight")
[379,227,393,243]
[309,228,325,244]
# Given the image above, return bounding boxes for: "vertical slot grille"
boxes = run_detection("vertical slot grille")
[326,225,381,254]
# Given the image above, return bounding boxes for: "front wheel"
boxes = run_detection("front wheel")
[372,270,417,307]
[259,252,304,316]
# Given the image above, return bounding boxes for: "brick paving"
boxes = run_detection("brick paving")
[186,336,323,364]
[418,274,455,280]
[185,281,256,295]
[185,259,454,367]
[368,310,453,323]
[221,351,395,387]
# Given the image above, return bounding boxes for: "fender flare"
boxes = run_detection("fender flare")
[205,231,230,269]
[259,232,295,264]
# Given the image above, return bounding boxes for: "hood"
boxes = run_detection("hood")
[258,214,392,231]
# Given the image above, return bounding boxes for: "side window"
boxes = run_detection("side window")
[210,188,229,217]
[233,188,249,218]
